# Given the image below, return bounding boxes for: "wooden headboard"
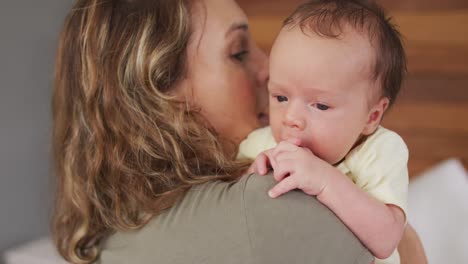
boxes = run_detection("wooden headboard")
[238,0,468,178]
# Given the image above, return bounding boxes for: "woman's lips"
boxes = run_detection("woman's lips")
[258,112,269,127]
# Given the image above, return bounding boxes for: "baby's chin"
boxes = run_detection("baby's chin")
[330,158,345,166]
[312,151,345,166]
[326,153,348,166]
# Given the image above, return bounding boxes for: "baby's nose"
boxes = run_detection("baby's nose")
[283,108,305,131]
[284,118,305,130]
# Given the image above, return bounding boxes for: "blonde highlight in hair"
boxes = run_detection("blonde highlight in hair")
[52,0,249,263]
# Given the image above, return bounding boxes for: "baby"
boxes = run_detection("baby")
[238,1,408,263]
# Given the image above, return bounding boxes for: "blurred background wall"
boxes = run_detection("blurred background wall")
[0,0,72,254]
[238,0,468,179]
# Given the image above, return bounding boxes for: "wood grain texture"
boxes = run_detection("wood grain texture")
[238,0,468,13]
[375,0,468,11]
[238,1,468,177]
[243,10,468,76]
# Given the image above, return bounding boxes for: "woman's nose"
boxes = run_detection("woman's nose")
[257,53,269,88]
[251,44,270,125]
[283,104,306,131]
[251,43,269,87]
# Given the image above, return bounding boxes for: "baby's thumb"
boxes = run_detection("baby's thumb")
[285,137,302,146]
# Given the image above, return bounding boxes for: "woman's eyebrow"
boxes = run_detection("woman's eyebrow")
[225,22,248,37]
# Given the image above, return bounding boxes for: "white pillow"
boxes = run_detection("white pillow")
[408,159,468,264]
[3,237,67,264]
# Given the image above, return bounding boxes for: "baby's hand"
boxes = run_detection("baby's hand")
[267,141,335,199]
[247,149,274,175]
[247,138,302,175]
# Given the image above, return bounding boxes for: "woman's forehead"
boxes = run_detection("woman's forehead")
[192,0,248,34]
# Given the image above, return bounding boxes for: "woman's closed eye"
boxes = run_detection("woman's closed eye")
[228,27,250,63]
[231,50,249,62]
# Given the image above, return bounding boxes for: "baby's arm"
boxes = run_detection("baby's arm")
[251,141,406,259]
[317,168,406,259]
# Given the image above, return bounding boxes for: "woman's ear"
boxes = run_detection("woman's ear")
[362,97,390,135]
[171,76,193,102]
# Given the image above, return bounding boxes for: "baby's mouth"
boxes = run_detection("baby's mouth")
[258,112,269,127]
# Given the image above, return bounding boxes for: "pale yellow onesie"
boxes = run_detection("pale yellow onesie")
[238,126,409,264]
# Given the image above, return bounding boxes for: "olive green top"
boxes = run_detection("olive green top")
[98,173,372,264]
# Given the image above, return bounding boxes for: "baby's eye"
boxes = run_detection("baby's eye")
[276,96,288,102]
[315,103,330,111]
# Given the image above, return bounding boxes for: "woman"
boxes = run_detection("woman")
[52,0,426,263]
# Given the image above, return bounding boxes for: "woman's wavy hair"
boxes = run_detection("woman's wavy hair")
[52,0,249,263]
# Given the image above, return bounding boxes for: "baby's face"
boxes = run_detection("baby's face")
[268,25,382,164]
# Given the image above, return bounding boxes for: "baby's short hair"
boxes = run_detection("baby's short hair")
[284,0,406,106]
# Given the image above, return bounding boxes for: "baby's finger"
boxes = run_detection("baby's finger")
[247,153,269,175]
[255,153,270,175]
[272,166,289,182]
[272,159,294,182]
[268,176,299,198]
[272,141,299,157]
[273,151,298,163]
[262,149,277,170]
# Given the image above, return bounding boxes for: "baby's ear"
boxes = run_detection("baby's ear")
[362,97,390,135]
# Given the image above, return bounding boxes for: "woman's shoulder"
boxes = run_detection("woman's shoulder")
[98,174,372,264]
[242,174,372,263]
[98,176,252,263]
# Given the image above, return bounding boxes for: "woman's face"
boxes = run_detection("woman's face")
[176,0,269,145]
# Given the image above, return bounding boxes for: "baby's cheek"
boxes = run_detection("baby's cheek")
[269,112,283,142]
[303,134,338,164]
[326,138,352,164]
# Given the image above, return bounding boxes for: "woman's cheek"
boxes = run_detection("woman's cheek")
[231,72,257,113]
[236,70,255,97]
